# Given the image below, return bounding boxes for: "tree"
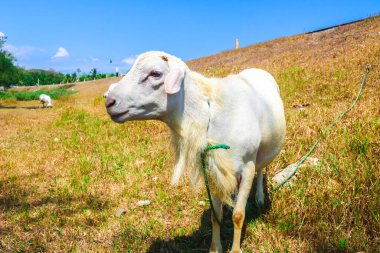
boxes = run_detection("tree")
[0,34,7,50]
[90,68,97,80]
[0,36,19,87]
[76,68,81,82]
[0,35,111,87]
[70,72,77,82]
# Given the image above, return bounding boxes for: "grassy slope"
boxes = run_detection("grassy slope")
[0,17,379,252]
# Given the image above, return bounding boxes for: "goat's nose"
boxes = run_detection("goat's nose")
[105,98,116,108]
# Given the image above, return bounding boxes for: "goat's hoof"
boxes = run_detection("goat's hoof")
[255,198,264,208]
[209,243,222,253]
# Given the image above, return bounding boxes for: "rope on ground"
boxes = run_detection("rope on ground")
[271,64,371,192]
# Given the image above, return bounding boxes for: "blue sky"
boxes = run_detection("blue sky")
[1,1,379,74]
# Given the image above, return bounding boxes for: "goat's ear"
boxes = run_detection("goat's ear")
[164,66,184,94]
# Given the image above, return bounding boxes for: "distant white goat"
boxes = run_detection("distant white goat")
[103,82,119,98]
[39,94,52,108]
[105,51,286,253]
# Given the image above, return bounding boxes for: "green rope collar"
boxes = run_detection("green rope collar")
[201,144,230,227]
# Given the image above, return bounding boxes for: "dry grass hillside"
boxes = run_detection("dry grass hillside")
[0,16,379,252]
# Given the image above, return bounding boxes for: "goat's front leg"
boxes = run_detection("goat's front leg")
[231,162,256,253]
[210,196,223,253]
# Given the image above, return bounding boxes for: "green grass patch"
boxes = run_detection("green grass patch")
[0,88,77,101]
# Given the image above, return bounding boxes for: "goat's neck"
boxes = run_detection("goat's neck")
[164,70,210,137]
[163,70,211,185]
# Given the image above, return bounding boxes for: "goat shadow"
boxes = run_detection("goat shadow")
[0,175,110,251]
[147,175,272,253]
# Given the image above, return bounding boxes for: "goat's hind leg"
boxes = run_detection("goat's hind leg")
[210,196,223,253]
[231,161,256,253]
[255,169,265,207]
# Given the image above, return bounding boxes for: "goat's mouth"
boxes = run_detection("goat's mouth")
[109,110,130,123]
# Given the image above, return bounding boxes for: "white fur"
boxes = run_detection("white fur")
[106,51,286,252]
[39,94,52,107]
[103,82,119,98]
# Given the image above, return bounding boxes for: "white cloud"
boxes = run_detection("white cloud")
[52,47,69,58]
[75,58,86,62]
[0,32,5,38]
[3,43,38,58]
[90,56,99,62]
[75,57,99,62]
[122,56,137,65]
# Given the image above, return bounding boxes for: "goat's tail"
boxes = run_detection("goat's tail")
[205,139,237,206]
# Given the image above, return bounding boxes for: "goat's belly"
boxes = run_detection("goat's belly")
[255,117,285,169]
[256,144,282,170]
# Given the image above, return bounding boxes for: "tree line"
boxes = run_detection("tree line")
[0,36,115,88]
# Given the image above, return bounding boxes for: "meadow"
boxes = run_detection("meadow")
[0,88,77,101]
[0,17,379,252]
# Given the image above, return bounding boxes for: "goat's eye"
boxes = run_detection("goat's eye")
[150,71,162,78]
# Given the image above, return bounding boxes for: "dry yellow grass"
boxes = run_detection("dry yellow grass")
[0,16,379,252]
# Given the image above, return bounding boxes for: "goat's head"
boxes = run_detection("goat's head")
[105,51,185,123]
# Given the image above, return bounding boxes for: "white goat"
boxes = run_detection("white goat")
[103,82,119,98]
[105,51,286,253]
[39,94,52,108]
